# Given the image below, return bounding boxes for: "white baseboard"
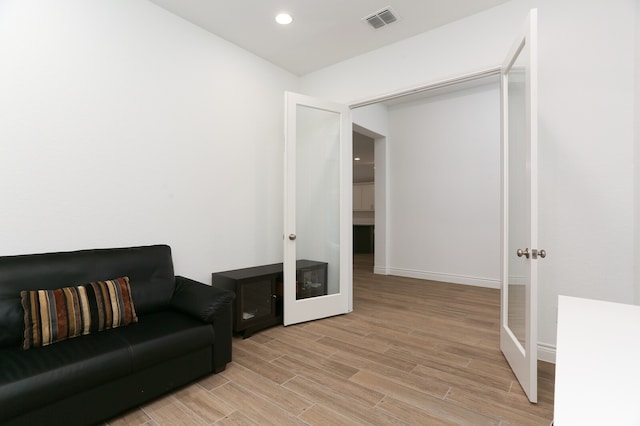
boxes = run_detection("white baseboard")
[538,342,556,363]
[384,267,500,289]
[373,266,390,275]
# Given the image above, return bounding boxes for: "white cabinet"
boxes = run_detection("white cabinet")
[361,184,374,211]
[554,296,640,424]
[353,183,374,211]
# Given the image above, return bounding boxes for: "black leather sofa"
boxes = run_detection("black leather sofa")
[0,244,234,426]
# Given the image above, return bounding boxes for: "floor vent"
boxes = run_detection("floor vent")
[363,6,399,29]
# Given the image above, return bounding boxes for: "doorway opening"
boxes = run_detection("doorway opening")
[352,130,375,260]
[350,70,500,284]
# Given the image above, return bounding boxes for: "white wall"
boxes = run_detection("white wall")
[635,0,640,305]
[300,0,638,358]
[386,83,501,287]
[536,0,635,360]
[352,103,389,138]
[0,0,298,282]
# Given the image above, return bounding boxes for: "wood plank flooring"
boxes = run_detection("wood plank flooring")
[107,254,554,425]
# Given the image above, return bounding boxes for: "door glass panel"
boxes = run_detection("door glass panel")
[296,105,340,300]
[507,40,528,348]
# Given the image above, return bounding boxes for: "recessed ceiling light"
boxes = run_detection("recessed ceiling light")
[354,157,361,161]
[275,13,293,25]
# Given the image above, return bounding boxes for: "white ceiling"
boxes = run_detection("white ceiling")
[148,0,510,76]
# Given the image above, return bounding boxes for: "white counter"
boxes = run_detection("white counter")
[554,296,640,425]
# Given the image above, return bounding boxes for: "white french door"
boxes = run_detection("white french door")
[500,9,542,403]
[283,92,352,326]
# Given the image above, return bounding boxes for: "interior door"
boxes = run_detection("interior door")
[500,9,542,403]
[283,92,353,326]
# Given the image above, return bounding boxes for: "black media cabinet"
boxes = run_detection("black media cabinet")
[211,260,327,337]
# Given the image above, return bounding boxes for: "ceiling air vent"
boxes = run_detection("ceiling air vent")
[363,6,399,30]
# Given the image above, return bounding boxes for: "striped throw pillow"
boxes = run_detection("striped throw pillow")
[20,277,138,350]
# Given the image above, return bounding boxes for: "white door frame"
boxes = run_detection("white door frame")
[349,68,501,109]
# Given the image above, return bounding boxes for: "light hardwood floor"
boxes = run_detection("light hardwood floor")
[108,254,554,425]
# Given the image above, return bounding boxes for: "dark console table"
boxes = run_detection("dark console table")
[211,260,327,337]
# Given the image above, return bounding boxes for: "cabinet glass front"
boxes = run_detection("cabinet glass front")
[240,279,273,322]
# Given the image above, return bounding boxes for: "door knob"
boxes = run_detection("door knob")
[288,234,297,241]
[534,249,546,259]
[517,248,546,259]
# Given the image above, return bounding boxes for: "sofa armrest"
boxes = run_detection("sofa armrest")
[171,276,235,323]
[172,276,235,372]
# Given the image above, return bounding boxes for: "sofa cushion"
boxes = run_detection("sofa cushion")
[115,309,215,370]
[21,277,138,350]
[0,331,131,420]
[0,310,215,421]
